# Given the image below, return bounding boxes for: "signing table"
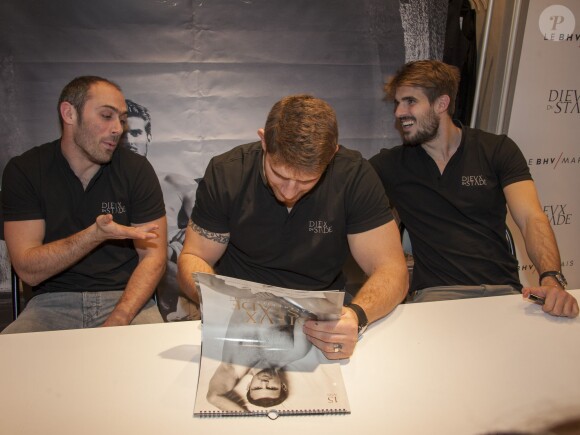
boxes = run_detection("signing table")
[1,290,579,434]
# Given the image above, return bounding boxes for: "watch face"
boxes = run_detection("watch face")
[550,272,567,288]
[556,273,568,288]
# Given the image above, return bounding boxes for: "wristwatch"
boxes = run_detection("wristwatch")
[346,303,368,337]
[539,270,568,289]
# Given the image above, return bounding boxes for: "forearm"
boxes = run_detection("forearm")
[505,181,562,279]
[104,255,166,326]
[177,252,215,304]
[512,200,577,318]
[521,214,561,277]
[352,262,408,324]
[13,224,102,286]
[7,214,161,287]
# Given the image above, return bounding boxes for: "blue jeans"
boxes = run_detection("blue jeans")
[1,291,163,334]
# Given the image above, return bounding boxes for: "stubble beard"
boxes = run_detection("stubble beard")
[401,109,440,147]
[73,119,117,165]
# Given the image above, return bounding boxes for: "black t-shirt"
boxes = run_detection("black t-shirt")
[2,140,166,293]
[191,141,392,290]
[369,125,532,291]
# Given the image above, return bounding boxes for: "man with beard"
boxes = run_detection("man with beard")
[1,76,167,333]
[370,60,578,318]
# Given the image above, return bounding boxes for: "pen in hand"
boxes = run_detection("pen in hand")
[527,293,545,305]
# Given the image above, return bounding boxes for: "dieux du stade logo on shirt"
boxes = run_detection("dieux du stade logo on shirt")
[101,201,127,215]
[461,175,488,187]
[309,220,333,234]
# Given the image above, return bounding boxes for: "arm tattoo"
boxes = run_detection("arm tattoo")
[190,221,230,245]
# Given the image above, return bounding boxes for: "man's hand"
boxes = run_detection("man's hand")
[303,307,359,360]
[522,286,579,318]
[95,214,160,241]
[101,308,132,327]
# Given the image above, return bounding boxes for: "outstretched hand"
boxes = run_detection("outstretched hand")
[522,286,579,318]
[95,214,159,241]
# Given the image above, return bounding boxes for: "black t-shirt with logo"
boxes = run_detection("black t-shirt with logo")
[191,141,392,291]
[2,140,166,294]
[369,124,532,292]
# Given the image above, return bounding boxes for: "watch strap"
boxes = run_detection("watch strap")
[539,270,567,289]
[346,303,368,335]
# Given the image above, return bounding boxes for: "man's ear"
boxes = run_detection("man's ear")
[257,128,267,152]
[435,95,451,114]
[60,101,77,126]
[281,383,288,392]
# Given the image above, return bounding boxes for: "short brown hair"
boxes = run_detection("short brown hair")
[385,60,460,116]
[263,94,338,174]
[58,76,122,128]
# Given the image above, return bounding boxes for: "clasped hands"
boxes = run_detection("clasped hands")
[303,307,359,360]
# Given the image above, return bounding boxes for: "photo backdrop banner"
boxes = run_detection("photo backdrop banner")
[1,0,424,319]
[507,0,580,288]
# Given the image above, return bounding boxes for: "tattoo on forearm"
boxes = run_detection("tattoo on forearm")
[190,221,230,244]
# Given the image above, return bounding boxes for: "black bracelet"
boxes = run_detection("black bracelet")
[346,303,368,335]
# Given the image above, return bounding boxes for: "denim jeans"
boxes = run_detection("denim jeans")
[1,291,163,334]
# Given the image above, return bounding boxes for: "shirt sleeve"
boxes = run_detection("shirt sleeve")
[190,157,231,234]
[345,159,393,234]
[1,156,43,222]
[493,135,532,188]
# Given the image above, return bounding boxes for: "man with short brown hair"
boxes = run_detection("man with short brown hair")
[2,76,167,333]
[178,94,408,359]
